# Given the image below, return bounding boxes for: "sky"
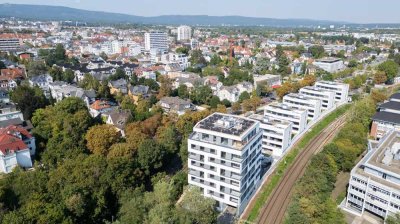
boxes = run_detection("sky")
[1,0,399,24]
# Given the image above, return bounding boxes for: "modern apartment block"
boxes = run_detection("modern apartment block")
[345,131,400,220]
[283,93,322,121]
[188,113,262,215]
[249,114,292,157]
[299,86,335,110]
[144,31,168,51]
[177,25,192,41]
[0,38,21,52]
[371,93,400,139]
[264,102,308,134]
[312,57,345,73]
[315,81,350,103]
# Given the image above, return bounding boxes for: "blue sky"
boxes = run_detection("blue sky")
[1,0,399,23]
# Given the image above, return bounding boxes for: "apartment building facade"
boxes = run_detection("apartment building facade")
[249,114,292,157]
[144,31,168,51]
[264,103,308,134]
[315,81,350,103]
[177,25,192,41]
[283,93,322,121]
[188,113,262,215]
[299,86,335,110]
[345,131,400,220]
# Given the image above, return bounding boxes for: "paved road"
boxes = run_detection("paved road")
[256,113,348,224]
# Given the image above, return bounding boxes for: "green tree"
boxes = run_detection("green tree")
[210,54,222,66]
[239,91,250,103]
[308,45,326,59]
[26,61,47,77]
[177,85,189,99]
[10,85,48,120]
[137,139,165,174]
[177,187,217,224]
[209,95,221,108]
[175,47,189,55]
[378,60,399,83]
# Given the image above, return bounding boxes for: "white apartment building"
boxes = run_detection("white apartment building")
[313,57,345,73]
[315,81,350,103]
[283,93,322,121]
[299,86,335,111]
[264,103,308,135]
[144,31,168,51]
[0,38,21,51]
[344,131,400,220]
[188,113,263,215]
[177,25,192,41]
[249,114,292,157]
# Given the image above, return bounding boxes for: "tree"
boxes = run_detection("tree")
[308,45,325,59]
[137,139,165,174]
[190,49,206,65]
[190,86,213,105]
[177,187,217,224]
[63,69,75,83]
[54,44,67,62]
[348,60,358,68]
[156,126,179,154]
[49,66,63,81]
[387,213,400,224]
[109,68,127,81]
[85,125,121,156]
[239,91,250,103]
[10,85,48,120]
[157,76,173,99]
[209,54,222,66]
[373,71,388,84]
[177,85,189,99]
[378,60,399,83]
[79,73,100,90]
[99,52,108,61]
[26,61,47,77]
[209,96,221,108]
[175,47,189,55]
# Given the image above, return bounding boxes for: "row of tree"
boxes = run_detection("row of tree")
[0,96,219,224]
[285,91,387,224]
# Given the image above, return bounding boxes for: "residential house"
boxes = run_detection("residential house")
[159,97,195,116]
[128,85,150,103]
[109,79,128,95]
[0,125,35,173]
[105,109,132,137]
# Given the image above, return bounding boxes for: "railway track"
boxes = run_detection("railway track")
[257,114,348,224]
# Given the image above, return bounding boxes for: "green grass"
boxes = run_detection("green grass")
[246,104,351,222]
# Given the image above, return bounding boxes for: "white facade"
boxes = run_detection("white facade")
[283,93,322,121]
[264,103,308,135]
[315,81,350,103]
[177,25,192,41]
[145,32,168,51]
[312,57,345,73]
[0,38,20,51]
[0,149,32,173]
[344,131,400,220]
[299,86,335,110]
[188,113,262,215]
[249,114,292,157]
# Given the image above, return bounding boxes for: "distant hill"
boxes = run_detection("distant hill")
[0,3,346,27]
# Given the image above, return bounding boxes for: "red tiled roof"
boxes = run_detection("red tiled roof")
[0,68,25,81]
[0,125,30,155]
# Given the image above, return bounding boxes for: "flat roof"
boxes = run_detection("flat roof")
[315,57,342,63]
[379,101,400,111]
[249,114,291,127]
[372,111,400,125]
[195,113,256,137]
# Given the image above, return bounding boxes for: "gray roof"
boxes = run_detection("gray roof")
[159,97,193,111]
[372,111,400,125]
[109,79,127,88]
[379,101,400,111]
[109,109,132,130]
[129,85,149,95]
